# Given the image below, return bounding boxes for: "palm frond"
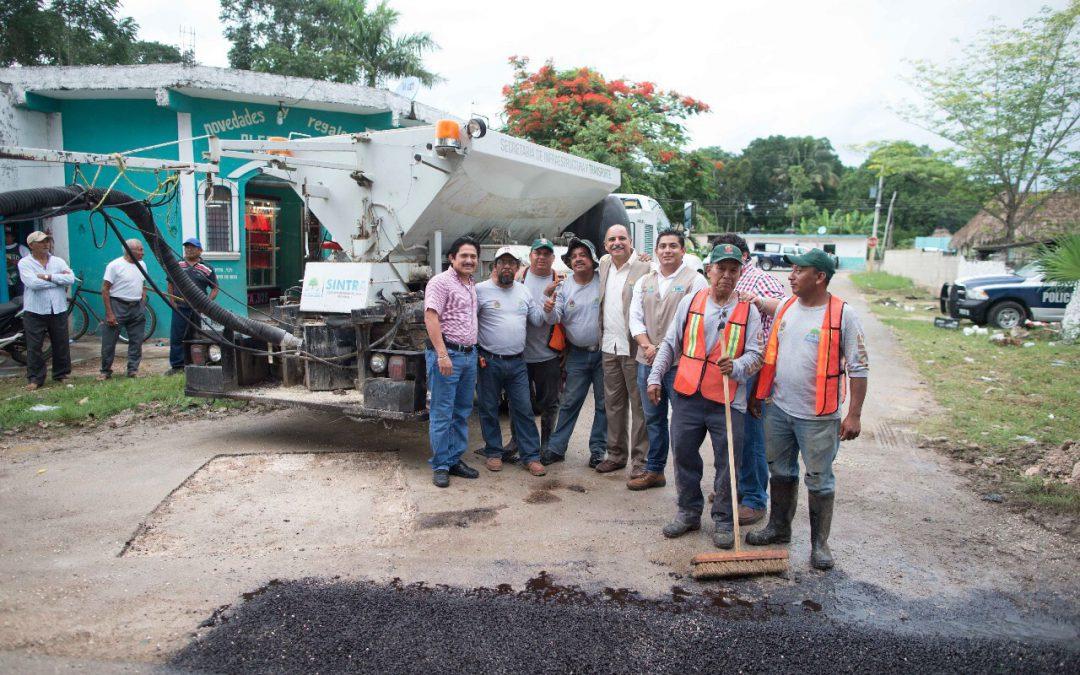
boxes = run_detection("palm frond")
[1039,234,1080,283]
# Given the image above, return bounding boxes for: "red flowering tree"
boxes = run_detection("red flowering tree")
[502,56,711,201]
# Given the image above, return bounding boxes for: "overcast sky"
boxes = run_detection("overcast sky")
[121,0,1063,166]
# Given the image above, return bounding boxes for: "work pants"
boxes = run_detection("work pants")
[670,392,745,528]
[764,404,840,495]
[637,363,677,474]
[477,353,541,465]
[602,352,648,471]
[527,357,562,448]
[100,299,146,376]
[23,310,71,386]
[169,306,199,369]
[425,348,477,472]
[547,347,606,460]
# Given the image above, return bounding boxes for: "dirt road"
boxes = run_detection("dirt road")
[1,273,1076,671]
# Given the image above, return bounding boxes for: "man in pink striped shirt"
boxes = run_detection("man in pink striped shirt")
[424,236,481,488]
[713,233,787,525]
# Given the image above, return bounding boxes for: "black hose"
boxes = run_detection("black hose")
[0,186,302,349]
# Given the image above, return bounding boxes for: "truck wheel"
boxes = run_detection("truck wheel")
[988,300,1026,329]
[760,259,774,271]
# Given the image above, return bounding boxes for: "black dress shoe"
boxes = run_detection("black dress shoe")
[433,470,450,488]
[448,461,479,479]
[540,449,565,466]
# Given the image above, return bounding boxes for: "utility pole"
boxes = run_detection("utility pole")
[870,172,884,270]
[882,191,898,260]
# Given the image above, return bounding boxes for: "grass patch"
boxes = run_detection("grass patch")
[0,373,236,429]
[850,271,915,293]
[856,276,1080,521]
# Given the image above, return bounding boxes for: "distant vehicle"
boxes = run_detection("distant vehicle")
[940,262,1075,329]
[752,244,810,271]
[614,193,672,255]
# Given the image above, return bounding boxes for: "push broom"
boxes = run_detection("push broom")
[690,373,789,579]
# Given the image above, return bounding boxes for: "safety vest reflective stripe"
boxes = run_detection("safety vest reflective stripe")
[755,294,847,416]
[673,289,750,404]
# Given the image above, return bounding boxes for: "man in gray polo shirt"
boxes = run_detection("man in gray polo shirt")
[476,247,550,476]
[520,238,564,452]
[540,238,607,467]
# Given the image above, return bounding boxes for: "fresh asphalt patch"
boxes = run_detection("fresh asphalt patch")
[171,576,1078,674]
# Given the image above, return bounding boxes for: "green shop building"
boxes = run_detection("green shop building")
[0,64,447,329]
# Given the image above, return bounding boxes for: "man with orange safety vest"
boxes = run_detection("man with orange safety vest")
[646,243,764,549]
[743,249,868,570]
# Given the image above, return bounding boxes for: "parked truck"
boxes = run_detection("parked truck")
[1,120,623,422]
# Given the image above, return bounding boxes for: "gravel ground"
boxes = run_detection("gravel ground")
[171,577,1078,674]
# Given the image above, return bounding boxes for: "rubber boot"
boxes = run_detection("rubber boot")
[808,491,835,570]
[745,478,798,545]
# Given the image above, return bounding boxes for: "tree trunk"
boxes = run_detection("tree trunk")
[1062,283,1080,343]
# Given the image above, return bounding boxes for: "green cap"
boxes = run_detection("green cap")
[784,248,836,276]
[708,243,744,265]
[531,238,555,252]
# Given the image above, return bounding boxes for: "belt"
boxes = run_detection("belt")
[427,339,474,353]
[112,297,142,305]
[569,343,600,353]
[479,348,524,361]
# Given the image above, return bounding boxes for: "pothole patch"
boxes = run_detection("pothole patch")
[120,452,412,557]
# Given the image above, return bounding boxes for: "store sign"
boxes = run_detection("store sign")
[300,262,372,313]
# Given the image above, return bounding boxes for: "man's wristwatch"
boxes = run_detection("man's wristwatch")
[438,353,450,361]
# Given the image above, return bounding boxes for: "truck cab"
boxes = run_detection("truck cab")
[613,193,672,255]
[753,244,809,271]
[940,262,1074,329]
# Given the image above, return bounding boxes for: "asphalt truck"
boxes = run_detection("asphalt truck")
[0,119,624,422]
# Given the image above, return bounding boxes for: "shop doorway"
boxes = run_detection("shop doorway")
[244,180,305,309]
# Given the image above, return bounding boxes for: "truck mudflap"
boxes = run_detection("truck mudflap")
[185,377,428,422]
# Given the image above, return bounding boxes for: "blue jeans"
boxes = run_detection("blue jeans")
[169,306,199,369]
[738,375,769,510]
[547,347,606,459]
[425,349,478,472]
[477,354,541,464]
[637,363,676,473]
[764,404,840,495]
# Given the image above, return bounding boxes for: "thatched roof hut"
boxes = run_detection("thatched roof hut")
[950,192,1080,252]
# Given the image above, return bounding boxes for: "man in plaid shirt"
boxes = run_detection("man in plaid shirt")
[713,234,786,525]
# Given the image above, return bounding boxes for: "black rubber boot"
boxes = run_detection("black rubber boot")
[745,478,798,545]
[808,491,835,570]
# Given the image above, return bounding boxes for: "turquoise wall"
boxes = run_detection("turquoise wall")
[47,92,395,336]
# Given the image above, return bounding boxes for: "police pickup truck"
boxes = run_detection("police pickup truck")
[940,262,1074,329]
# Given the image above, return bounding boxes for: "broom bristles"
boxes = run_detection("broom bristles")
[691,557,789,579]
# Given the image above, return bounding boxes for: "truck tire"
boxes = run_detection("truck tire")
[988,300,1027,329]
[760,258,774,271]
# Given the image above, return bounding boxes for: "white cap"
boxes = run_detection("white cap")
[493,246,522,264]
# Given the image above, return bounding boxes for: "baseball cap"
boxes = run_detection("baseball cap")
[562,237,599,268]
[708,243,744,265]
[531,238,555,252]
[183,237,203,249]
[493,246,522,264]
[785,248,836,276]
[26,231,52,245]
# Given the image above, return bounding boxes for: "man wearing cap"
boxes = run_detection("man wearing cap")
[166,238,218,374]
[475,247,550,476]
[98,239,148,380]
[5,226,30,298]
[646,244,764,548]
[540,237,607,467]
[518,238,565,453]
[626,229,709,491]
[17,231,75,390]
[714,233,787,525]
[744,249,868,570]
[596,224,652,476]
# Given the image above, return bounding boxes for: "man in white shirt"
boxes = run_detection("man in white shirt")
[627,230,709,490]
[595,224,651,475]
[98,239,148,380]
[17,231,75,390]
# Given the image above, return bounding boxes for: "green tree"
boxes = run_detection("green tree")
[219,0,440,87]
[501,57,710,222]
[738,135,845,229]
[1038,234,1080,341]
[1,0,183,67]
[907,1,1080,242]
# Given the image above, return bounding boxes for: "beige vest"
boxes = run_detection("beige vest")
[636,265,701,365]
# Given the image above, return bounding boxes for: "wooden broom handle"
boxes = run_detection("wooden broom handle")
[723,373,741,553]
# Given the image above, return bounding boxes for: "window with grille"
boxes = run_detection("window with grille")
[204,185,233,252]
